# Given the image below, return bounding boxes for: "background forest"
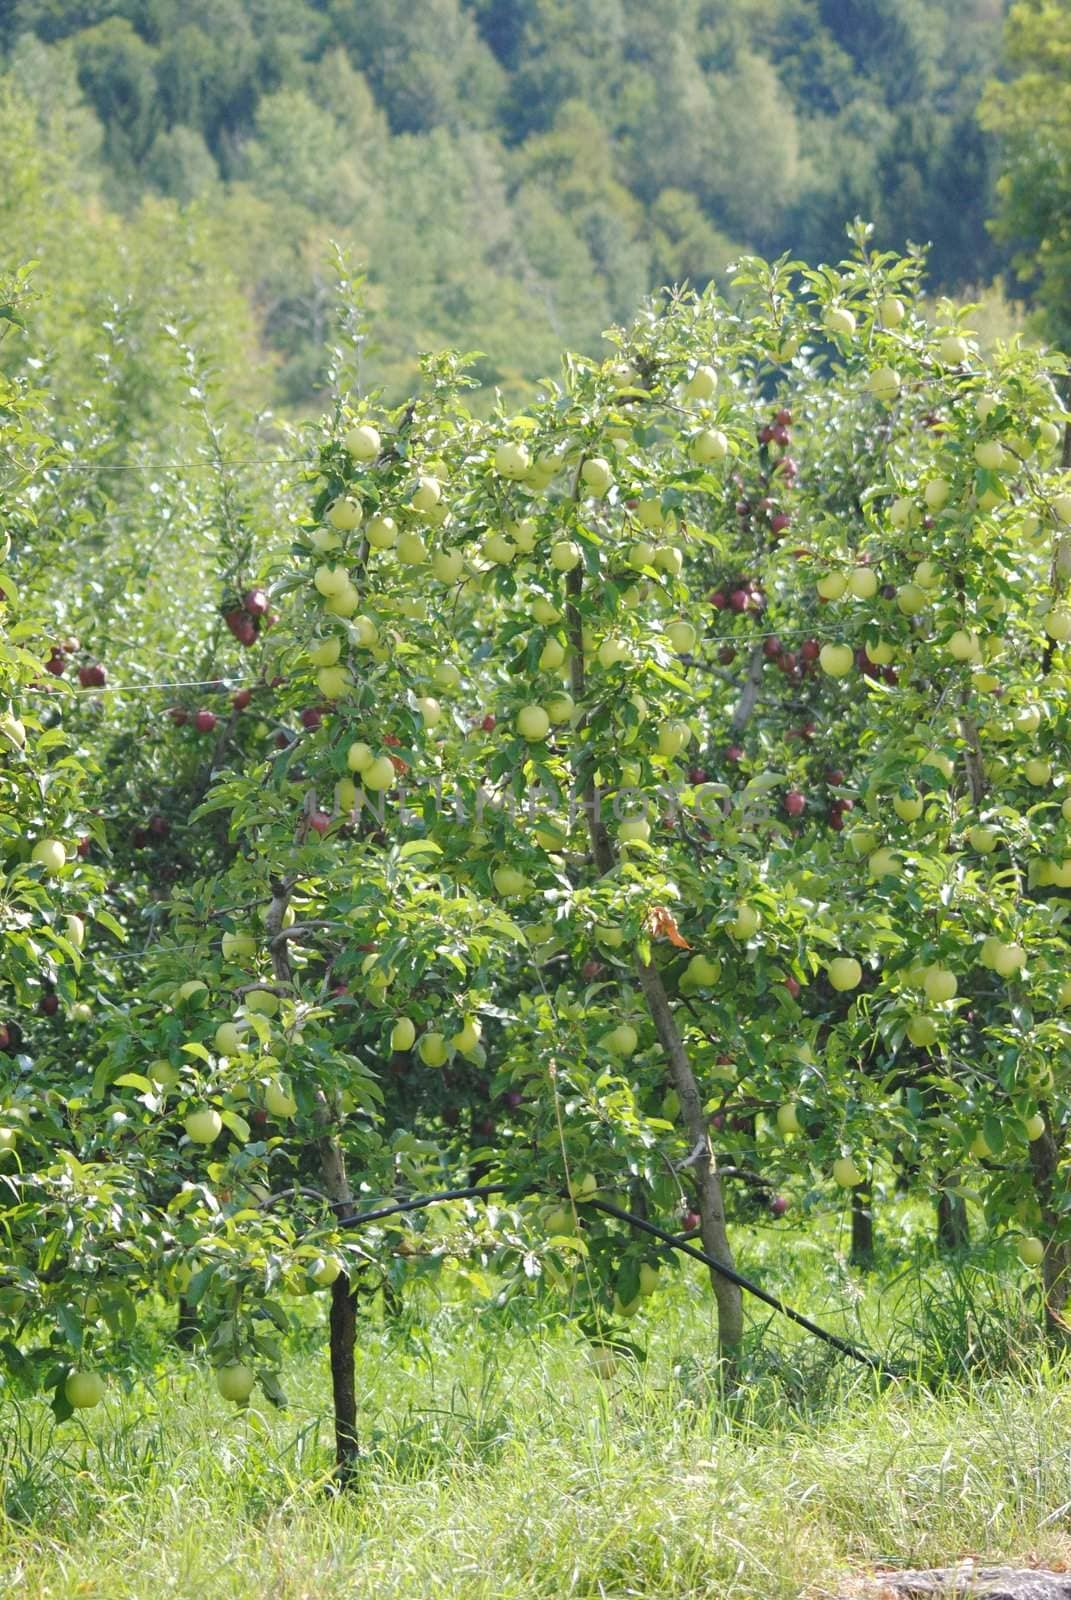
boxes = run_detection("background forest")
[0,0,1055,411]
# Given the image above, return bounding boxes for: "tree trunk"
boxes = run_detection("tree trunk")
[267,875,360,1479]
[1027,1116,1071,1337]
[565,557,743,1360]
[174,1294,201,1349]
[936,1188,968,1252]
[850,1182,874,1268]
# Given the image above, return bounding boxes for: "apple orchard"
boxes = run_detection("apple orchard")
[3,232,1071,1472]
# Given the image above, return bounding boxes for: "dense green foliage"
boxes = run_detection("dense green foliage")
[981,0,1071,353]
[1,0,1011,406]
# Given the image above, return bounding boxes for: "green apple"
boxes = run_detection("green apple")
[683,364,717,400]
[433,662,462,692]
[893,791,923,822]
[602,1023,638,1058]
[665,621,697,654]
[824,307,856,338]
[482,533,516,565]
[867,848,901,879]
[451,1018,482,1057]
[149,1059,180,1089]
[974,440,1005,471]
[317,665,351,699]
[314,564,348,598]
[245,989,279,1017]
[896,583,928,616]
[627,540,656,571]
[924,478,950,511]
[311,1255,343,1287]
[493,866,528,897]
[684,954,721,986]
[638,1262,660,1296]
[344,423,380,460]
[545,692,575,725]
[215,1363,256,1403]
[889,495,915,528]
[597,637,630,669]
[544,1205,575,1236]
[776,1103,801,1135]
[947,631,980,663]
[869,366,900,403]
[397,530,429,566]
[569,1171,599,1200]
[347,741,374,773]
[654,546,683,576]
[410,477,441,514]
[516,705,550,741]
[618,816,650,846]
[418,1031,448,1068]
[967,825,997,853]
[848,567,878,599]
[690,428,728,464]
[175,980,208,1002]
[1024,758,1051,787]
[832,1156,862,1188]
[1017,1235,1044,1267]
[494,441,530,480]
[326,496,362,531]
[906,1015,938,1047]
[538,638,566,671]
[185,1107,223,1144]
[214,1022,244,1057]
[922,966,957,1004]
[431,548,464,583]
[366,514,398,550]
[70,1002,92,1023]
[363,755,396,792]
[939,335,969,366]
[65,914,86,949]
[31,839,66,874]
[656,720,691,758]
[531,596,562,624]
[264,1080,296,1118]
[65,1370,106,1409]
[828,957,862,991]
[309,637,342,668]
[1025,1114,1046,1142]
[819,643,853,677]
[879,295,905,328]
[415,696,442,728]
[580,457,613,496]
[1045,606,1071,641]
[391,1017,416,1052]
[816,572,847,600]
[729,904,761,939]
[550,540,582,572]
[848,827,880,857]
[323,581,359,617]
[922,750,955,780]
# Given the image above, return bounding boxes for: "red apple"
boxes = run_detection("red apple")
[78,663,107,688]
[725,744,744,763]
[243,588,269,616]
[784,790,806,817]
[45,652,66,676]
[718,645,736,665]
[763,635,782,660]
[194,710,217,733]
[38,993,59,1016]
[784,975,801,999]
[168,706,188,726]
[300,707,324,730]
[308,810,331,835]
[708,590,728,610]
[148,814,169,838]
[769,1194,789,1217]
[232,688,252,711]
[800,639,820,662]
[481,714,496,732]
[770,513,791,535]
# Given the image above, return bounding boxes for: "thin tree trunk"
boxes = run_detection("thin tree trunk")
[174,1294,201,1349]
[850,1182,874,1268]
[565,559,744,1358]
[935,1188,968,1252]
[267,874,360,1479]
[1027,1115,1071,1337]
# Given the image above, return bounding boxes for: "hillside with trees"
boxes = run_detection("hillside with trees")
[1,0,1014,407]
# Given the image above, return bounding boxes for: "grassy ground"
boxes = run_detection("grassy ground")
[2,1229,1070,1600]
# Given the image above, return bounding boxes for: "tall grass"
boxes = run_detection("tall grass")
[1,1227,1069,1599]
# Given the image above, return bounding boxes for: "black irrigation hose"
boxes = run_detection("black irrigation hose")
[335,1183,900,1378]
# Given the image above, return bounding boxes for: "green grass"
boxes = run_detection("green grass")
[2,1236,1070,1599]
